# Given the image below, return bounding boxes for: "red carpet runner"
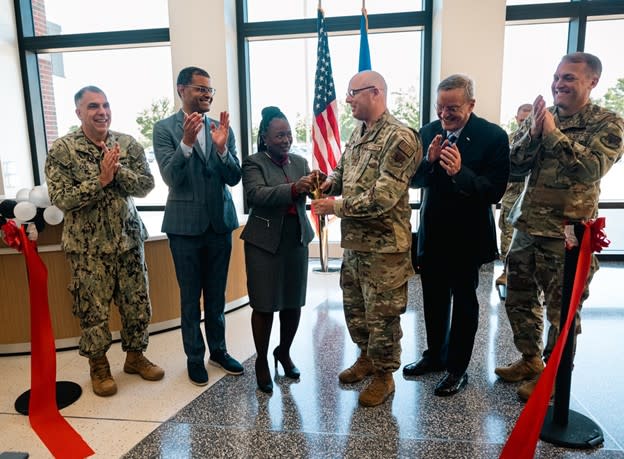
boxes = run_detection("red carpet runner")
[6,222,94,458]
[499,218,609,458]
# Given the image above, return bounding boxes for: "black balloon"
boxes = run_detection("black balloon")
[33,207,46,232]
[0,199,18,218]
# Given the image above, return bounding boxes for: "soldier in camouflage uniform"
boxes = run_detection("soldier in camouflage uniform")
[496,103,532,286]
[45,86,164,397]
[495,53,624,400]
[312,70,421,407]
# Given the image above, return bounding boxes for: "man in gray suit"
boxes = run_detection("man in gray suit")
[153,66,243,385]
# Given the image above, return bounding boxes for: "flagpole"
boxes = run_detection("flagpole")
[311,4,341,275]
[315,0,327,274]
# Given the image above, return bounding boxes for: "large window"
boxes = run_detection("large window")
[238,0,430,242]
[585,18,624,203]
[1,0,32,198]
[503,0,624,255]
[247,30,422,161]
[13,0,171,206]
[36,47,173,206]
[32,0,169,35]
[500,22,568,130]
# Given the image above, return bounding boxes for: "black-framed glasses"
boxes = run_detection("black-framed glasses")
[347,85,377,97]
[435,102,468,114]
[185,84,216,96]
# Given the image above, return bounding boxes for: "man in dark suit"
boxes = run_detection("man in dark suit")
[404,74,509,396]
[153,66,243,385]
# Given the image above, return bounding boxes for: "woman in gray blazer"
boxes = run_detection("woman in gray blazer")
[241,107,316,393]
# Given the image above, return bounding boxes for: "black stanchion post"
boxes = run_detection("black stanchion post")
[540,223,603,448]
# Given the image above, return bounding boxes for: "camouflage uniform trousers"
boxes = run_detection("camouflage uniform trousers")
[505,229,597,360]
[340,249,411,373]
[67,245,152,359]
[498,181,524,260]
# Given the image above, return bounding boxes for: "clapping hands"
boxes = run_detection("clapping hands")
[99,142,121,187]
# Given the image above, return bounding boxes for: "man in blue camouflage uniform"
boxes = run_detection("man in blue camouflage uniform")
[45,86,164,397]
[495,53,624,400]
[312,70,422,407]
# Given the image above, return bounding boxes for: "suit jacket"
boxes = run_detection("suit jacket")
[153,110,241,235]
[412,113,509,266]
[240,152,314,254]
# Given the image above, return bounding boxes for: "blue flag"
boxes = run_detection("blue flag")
[359,9,371,71]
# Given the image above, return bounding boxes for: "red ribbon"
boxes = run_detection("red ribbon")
[1,219,22,250]
[499,218,608,458]
[16,226,94,458]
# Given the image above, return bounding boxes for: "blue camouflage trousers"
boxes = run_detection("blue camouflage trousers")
[67,246,151,358]
[340,249,411,372]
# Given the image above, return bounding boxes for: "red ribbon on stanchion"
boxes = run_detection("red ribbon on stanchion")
[499,218,609,458]
[1,219,22,250]
[5,223,95,458]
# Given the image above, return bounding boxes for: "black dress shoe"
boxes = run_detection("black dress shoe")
[434,372,468,396]
[403,357,445,376]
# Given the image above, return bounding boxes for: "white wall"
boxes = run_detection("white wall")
[431,0,507,123]
[167,0,241,139]
[0,0,33,198]
[168,0,243,211]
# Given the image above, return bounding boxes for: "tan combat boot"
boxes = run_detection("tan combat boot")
[124,351,165,381]
[517,374,555,402]
[338,354,374,384]
[89,355,117,397]
[495,355,544,382]
[495,271,507,286]
[358,371,395,407]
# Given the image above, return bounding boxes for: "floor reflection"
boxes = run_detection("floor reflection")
[124,261,624,458]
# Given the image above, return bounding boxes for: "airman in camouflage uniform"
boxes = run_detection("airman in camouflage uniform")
[495,53,624,400]
[496,103,532,286]
[45,86,164,397]
[312,70,422,407]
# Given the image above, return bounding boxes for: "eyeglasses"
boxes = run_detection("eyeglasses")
[435,102,468,114]
[346,85,377,97]
[185,85,216,96]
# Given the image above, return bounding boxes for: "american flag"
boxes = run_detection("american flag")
[312,8,341,181]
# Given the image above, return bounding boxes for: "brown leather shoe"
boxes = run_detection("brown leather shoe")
[338,354,374,384]
[495,356,544,382]
[89,355,117,397]
[124,351,165,381]
[359,371,395,407]
[495,272,507,286]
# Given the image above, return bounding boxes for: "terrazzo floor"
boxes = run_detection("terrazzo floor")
[1,260,623,458]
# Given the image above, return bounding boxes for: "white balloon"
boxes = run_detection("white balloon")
[43,205,64,225]
[16,188,31,202]
[29,186,52,208]
[14,201,37,221]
